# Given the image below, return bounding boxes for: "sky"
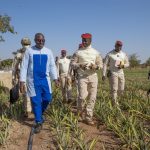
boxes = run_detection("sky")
[0,0,150,63]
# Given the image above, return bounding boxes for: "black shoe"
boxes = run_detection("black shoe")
[34,122,42,134]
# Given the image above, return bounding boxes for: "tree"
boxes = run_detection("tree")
[0,59,13,69]
[0,14,16,42]
[129,53,141,68]
[145,57,150,66]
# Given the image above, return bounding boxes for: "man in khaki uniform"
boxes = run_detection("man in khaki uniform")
[71,33,103,125]
[58,50,72,103]
[12,37,32,117]
[102,41,129,106]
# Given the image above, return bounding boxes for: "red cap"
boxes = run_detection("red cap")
[81,33,92,39]
[61,49,66,53]
[115,40,123,46]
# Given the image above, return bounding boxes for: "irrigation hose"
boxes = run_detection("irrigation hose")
[27,127,35,150]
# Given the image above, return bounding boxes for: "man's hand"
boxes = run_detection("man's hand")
[89,63,98,70]
[79,63,88,70]
[20,82,26,93]
[117,65,124,69]
[102,76,106,81]
[54,79,60,87]
[117,61,124,69]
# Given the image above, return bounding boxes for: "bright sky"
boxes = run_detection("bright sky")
[0,0,150,63]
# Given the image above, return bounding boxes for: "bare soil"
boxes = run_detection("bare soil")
[0,72,12,89]
[0,114,121,150]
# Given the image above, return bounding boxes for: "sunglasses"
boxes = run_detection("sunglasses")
[36,39,45,42]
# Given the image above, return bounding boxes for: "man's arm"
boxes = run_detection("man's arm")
[124,53,129,68]
[88,53,103,70]
[49,51,58,80]
[102,55,109,76]
[20,50,29,93]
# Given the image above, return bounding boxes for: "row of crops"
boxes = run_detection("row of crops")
[0,68,150,149]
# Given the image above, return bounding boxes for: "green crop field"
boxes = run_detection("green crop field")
[0,68,150,149]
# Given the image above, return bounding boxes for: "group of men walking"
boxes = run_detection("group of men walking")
[12,32,129,133]
[54,33,129,125]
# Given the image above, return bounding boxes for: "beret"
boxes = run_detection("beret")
[61,49,66,53]
[115,40,123,46]
[81,33,92,39]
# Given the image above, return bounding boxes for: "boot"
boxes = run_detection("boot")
[34,122,42,134]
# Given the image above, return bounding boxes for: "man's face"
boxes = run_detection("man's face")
[35,35,45,49]
[82,38,91,47]
[115,44,122,52]
[22,45,30,49]
[61,52,66,57]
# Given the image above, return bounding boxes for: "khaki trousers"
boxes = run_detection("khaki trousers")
[13,79,32,113]
[78,73,98,121]
[22,85,32,113]
[109,72,125,105]
[22,93,32,112]
[60,75,72,101]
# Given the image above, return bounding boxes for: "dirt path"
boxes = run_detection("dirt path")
[0,114,55,150]
[79,121,120,149]
[0,113,120,150]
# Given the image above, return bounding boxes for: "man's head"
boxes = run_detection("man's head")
[115,40,123,52]
[34,33,45,49]
[21,37,31,49]
[81,33,92,48]
[61,49,67,57]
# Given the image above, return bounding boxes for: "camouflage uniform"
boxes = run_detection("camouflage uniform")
[12,38,32,115]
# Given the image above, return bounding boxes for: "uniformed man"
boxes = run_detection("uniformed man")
[58,50,72,103]
[71,33,103,125]
[12,37,32,117]
[102,40,129,106]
